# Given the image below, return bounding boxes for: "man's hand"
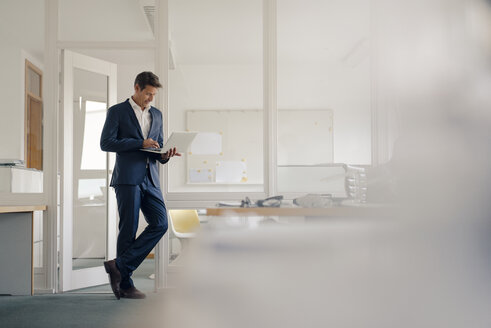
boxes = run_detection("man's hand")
[143,138,160,149]
[162,147,182,161]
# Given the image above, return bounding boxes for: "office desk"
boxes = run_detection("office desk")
[206,205,391,218]
[0,205,47,295]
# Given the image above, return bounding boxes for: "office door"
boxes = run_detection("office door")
[60,50,118,291]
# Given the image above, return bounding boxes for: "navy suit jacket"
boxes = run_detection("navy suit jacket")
[100,99,168,188]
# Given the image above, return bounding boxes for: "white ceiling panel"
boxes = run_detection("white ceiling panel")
[59,0,154,41]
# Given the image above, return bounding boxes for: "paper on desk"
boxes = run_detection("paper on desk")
[216,201,242,207]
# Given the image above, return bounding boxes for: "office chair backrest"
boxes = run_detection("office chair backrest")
[169,209,200,235]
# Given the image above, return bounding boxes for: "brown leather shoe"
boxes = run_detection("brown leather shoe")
[120,286,146,299]
[103,260,121,300]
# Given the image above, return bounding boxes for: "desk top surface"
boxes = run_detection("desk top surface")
[206,205,391,217]
[0,205,47,214]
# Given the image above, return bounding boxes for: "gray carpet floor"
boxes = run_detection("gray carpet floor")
[0,290,170,328]
[0,259,168,328]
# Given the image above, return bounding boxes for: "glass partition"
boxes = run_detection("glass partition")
[168,0,264,194]
[277,0,372,194]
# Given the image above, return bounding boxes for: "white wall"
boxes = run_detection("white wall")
[0,43,24,161]
[0,44,44,162]
[0,0,44,163]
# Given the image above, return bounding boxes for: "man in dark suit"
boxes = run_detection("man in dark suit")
[100,71,180,299]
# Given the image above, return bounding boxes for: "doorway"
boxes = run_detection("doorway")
[60,50,118,291]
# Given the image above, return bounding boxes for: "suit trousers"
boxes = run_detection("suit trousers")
[113,167,168,289]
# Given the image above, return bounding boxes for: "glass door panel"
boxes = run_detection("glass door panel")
[61,50,117,291]
[72,68,108,270]
[277,0,372,195]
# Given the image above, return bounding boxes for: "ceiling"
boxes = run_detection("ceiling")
[58,0,154,42]
[169,0,370,65]
[0,0,370,66]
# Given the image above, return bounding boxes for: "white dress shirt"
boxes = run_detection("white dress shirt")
[129,96,151,139]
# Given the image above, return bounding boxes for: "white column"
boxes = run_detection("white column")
[155,0,169,290]
[264,0,277,197]
[43,0,59,293]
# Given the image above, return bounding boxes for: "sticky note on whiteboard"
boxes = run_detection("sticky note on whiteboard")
[216,161,247,183]
[189,132,222,155]
[189,168,213,183]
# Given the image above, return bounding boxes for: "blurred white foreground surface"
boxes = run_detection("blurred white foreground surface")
[159,0,491,327]
[164,216,491,328]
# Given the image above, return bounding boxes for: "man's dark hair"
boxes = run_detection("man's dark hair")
[134,71,162,90]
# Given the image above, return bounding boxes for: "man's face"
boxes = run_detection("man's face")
[134,85,157,108]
